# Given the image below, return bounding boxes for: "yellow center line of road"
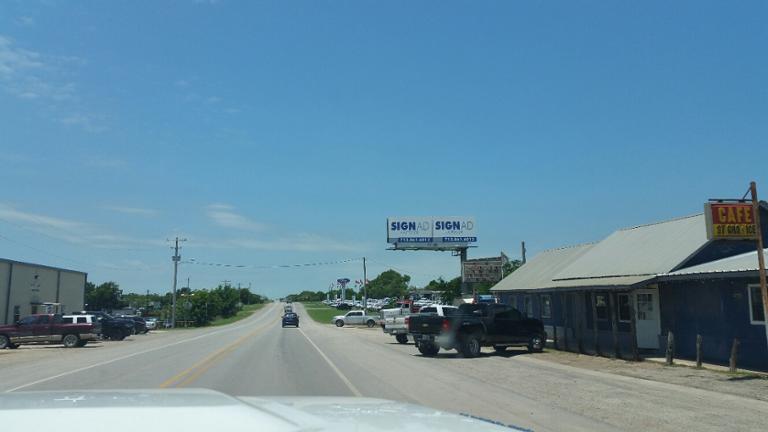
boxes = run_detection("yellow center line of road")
[158,307,279,388]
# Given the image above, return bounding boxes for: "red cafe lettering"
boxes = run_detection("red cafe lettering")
[712,204,754,224]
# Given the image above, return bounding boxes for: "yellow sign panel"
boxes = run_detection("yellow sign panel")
[705,203,758,240]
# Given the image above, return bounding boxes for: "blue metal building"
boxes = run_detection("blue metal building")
[491,206,768,370]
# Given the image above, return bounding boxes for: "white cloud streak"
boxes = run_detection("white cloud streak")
[206,204,266,232]
[0,34,105,133]
[102,206,159,217]
[0,203,164,249]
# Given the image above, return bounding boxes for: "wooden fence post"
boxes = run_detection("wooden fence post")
[695,334,702,368]
[609,292,620,359]
[729,338,740,373]
[665,331,674,366]
[591,291,600,356]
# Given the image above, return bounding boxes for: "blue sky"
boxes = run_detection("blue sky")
[1,1,766,298]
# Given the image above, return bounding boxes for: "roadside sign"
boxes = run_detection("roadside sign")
[704,202,758,240]
[462,254,508,283]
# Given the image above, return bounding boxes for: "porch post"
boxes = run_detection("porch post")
[561,292,569,352]
[591,290,600,356]
[609,292,620,359]
[629,291,639,361]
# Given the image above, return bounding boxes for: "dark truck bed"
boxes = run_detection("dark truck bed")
[0,314,96,349]
[408,303,546,357]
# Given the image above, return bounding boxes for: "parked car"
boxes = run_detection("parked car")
[408,303,546,358]
[0,314,97,349]
[77,311,134,340]
[144,318,158,330]
[282,312,299,328]
[332,310,377,328]
[117,315,148,334]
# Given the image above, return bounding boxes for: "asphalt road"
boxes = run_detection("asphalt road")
[1,302,766,431]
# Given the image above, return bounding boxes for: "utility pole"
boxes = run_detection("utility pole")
[521,241,527,264]
[363,257,368,310]
[169,237,187,329]
[750,181,768,350]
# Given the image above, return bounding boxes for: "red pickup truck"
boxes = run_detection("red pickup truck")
[0,314,97,349]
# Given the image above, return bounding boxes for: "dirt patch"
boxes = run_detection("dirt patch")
[532,349,768,402]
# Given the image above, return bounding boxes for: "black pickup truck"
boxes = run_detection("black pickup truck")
[408,303,546,358]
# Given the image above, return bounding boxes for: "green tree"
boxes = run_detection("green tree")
[366,270,410,299]
[85,281,126,311]
[211,284,241,318]
[425,277,462,304]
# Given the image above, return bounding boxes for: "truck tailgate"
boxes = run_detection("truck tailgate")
[408,314,444,334]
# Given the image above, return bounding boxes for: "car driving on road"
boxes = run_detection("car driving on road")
[332,310,377,328]
[282,312,299,327]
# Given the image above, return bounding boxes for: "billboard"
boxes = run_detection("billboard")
[704,203,758,240]
[462,254,508,283]
[387,217,477,249]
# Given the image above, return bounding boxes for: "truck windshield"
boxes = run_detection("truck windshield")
[458,304,487,316]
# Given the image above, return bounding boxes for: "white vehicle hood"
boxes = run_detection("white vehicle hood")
[0,389,527,431]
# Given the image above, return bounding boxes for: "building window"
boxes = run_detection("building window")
[618,294,631,322]
[749,285,766,324]
[541,295,552,319]
[523,296,533,317]
[595,293,608,320]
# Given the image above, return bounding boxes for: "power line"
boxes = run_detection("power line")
[182,257,361,270]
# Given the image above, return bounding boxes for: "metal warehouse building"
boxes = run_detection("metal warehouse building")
[0,258,87,325]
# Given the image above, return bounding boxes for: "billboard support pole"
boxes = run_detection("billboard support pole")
[749,181,768,350]
[363,257,368,311]
[460,247,469,297]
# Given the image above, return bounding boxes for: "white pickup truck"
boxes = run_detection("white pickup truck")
[382,304,457,344]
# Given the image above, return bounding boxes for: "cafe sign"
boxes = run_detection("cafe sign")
[704,202,758,240]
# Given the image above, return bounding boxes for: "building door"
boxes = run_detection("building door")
[634,288,661,349]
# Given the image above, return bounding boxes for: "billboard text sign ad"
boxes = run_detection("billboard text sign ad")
[387,217,477,249]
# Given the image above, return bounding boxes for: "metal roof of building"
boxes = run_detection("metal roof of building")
[661,249,767,278]
[550,274,654,288]
[552,214,708,282]
[490,243,595,292]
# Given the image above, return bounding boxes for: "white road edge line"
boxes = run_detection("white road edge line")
[4,303,277,393]
[298,327,363,397]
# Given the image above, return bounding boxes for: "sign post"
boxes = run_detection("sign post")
[706,183,768,354]
[749,182,768,351]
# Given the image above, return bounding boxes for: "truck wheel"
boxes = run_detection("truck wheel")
[62,334,80,348]
[335,320,344,327]
[0,335,10,349]
[458,333,481,358]
[395,334,408,344]
[366,320,376,328]
[418,342,440,357]
[493,345,507,353]
[528,335,544,353]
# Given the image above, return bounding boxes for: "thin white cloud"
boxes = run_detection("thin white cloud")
[0,203,164,249]
[102,205,159,217]
[59,113,108,133]
[206,204,266,232]
[16,16,35,27]
[206,96,222,104]
[82,155,125,168]
[0,35,104,133]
